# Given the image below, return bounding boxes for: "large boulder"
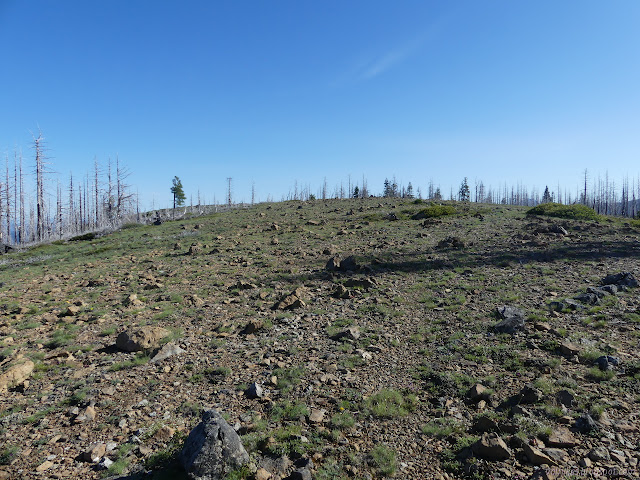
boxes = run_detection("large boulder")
[116,326,169,352]
[180,409,250,480]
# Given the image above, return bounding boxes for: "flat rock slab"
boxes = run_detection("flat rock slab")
[547,427,578,448]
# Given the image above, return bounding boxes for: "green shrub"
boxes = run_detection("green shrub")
[70,232,96,241]
[413,204,457,219]
[364,389,416,418]
[422,417,464,438]
[526,202,600,220]
[270,401,309,421]
[330,411,355,429]
[0,445,18,465]
[272,366,305,392]
[587,367,615,382]
[368,445,397,476]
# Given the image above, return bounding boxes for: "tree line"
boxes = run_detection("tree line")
[275,173,640,219]
[1,132,137,247]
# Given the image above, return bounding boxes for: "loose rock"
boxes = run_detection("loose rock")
[180,409,250,480]
[116,326,170,352]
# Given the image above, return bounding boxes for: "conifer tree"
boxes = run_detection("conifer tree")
[458,177,470,202]
[171,176,186,208]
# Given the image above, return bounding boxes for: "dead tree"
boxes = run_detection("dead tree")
[116,156,134,219]
[5,159,11,243]
[94,158,100,228]
[18,152,24,243]
[34,132,47,242]
[68,173,75,234]
[56,181,63,238]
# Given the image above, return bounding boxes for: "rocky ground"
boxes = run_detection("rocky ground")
[1,198,639,480]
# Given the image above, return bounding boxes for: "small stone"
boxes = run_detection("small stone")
[331,326,360,341]
[466,384,488,402]
[520,384,544,404]
[575,413,598,433]
[61,304,81,316]
[579,457,592,468]
[542,448,569,463]
[493,316,525,334]
[289,468,312,480]
[180,409,250,479]
[116,326,169,352]
[154,426,176,442]
[0,357,35,392]
[272,291,305,311]
[255,468,271,480]
[125,294,143,307]
[555,390,574,408]
[308,409,325,423]
[559,341,580,357]
[83,406,96,421]
[83,443,106,463]
[594,355,620,371]
[588,446,610,462]
[150,343,186,363]
[241,320,263,335]
[609,449,626,464]
[35,460,54,472]
[245,382,264,399]
[522,442,557,466]
[601,272,638,288]
[139,445,153,456]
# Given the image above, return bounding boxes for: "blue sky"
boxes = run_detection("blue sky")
[1,1,639,208]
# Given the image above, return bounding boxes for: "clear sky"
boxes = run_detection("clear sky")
[1,1,639,208]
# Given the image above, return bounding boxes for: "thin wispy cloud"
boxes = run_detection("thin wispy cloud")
[357,42,418,80]
[332,12,454,87]
[335,38,422,86]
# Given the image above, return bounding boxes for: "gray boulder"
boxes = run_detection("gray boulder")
[181,409,250,480]
[497,305,524,319]
[601,272,638,288]
[493,305,525,334]
[574,293,599,305]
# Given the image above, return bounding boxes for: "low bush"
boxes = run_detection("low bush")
[364,389,416,418]
[413,204,457,219]
[526,202,600,220]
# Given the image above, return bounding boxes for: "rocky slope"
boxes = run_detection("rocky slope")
[0,199,639,480]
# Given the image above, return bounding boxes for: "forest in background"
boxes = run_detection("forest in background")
[2,133,639,248]
[1,133,138,247]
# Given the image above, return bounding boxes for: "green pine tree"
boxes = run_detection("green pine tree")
[171,176,186,208]
[458,177,470,202]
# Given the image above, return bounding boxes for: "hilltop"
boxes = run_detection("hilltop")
[1,198,639,480]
